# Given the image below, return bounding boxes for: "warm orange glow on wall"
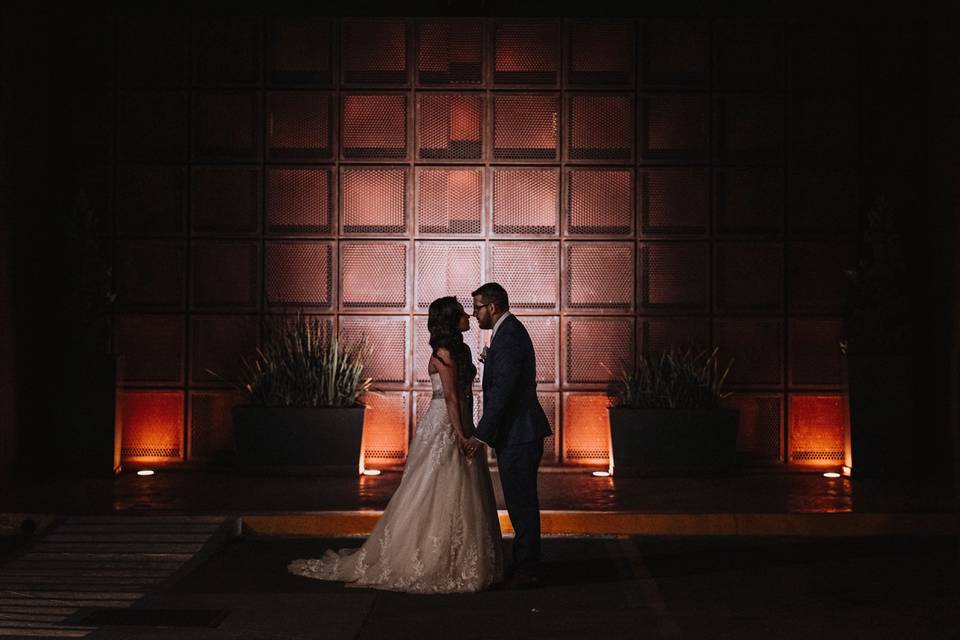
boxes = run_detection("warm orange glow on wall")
[361,392,409,468]
[562,393,611,466]
[118,391,184,461]
[788,394,848,467]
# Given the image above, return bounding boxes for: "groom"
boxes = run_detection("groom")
[466,282,552,589]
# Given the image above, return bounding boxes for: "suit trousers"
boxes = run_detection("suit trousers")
[496,438,544,575]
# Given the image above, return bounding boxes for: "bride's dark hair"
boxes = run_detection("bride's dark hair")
[427,296,476,395]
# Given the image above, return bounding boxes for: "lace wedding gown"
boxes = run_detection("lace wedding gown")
[288,372,504,593]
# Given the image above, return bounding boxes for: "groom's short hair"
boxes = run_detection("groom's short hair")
[472,282,509,311]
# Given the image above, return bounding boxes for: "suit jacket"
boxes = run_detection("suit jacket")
[475,314,552,449]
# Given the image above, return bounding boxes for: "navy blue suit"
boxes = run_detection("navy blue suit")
[475,314,551,575]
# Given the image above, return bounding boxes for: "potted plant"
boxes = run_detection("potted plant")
[606,347,738,476]
[218,313,372,475]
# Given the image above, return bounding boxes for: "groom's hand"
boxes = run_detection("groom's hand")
[465,436,485,458]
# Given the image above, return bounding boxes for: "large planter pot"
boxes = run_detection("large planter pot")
[608,407,739,476]
[233,405,365,475]
[847,354,915,477]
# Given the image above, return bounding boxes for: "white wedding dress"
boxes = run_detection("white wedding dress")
[288,372,504,593]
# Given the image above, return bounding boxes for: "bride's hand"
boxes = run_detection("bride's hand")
[456,433,471,456]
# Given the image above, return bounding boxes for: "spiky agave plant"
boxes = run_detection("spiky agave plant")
[609,347,733,410]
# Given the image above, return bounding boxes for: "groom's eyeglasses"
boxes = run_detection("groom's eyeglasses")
[472,302,493,314]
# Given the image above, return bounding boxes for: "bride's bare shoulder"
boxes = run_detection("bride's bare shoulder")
[428,347,452,374]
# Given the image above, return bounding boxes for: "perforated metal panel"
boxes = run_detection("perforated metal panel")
[118,16,188,87]
[341,167,407,234]
[788,169,858,235]
[791,94,858,165]
[488,242,559,310]
[191,240,260,310]
[189,390,245,460]
[713,319,784,386]
[416,20,483,85]
[117,166,185,233]
[412,315,483,385]
[362,392,409,465]
[790,22,857,90]
[119,391,184,460]
[562,393,610,465]
[566,168,632,235]
[340,241,408,310]
[638,242,708,313]
[190,314,260,386]
[342,94,407,159]
[339,316,408,384]
[417,168,482,234]
[565,242,634,311]
[789,319,844,388]
[722,393,783,459]
[114,315,184,384]
[567,20,634,86]
[517,315,559,386]
[342,18,409,85]
[640,94,708,162]
[492,168,559,234]
[788,394,847,465]
[415,241,483,311]
[117,91,186,162]
[565,317,634,384]
[539,391,560,463]
[493,20,559,85]
[715,242,784,313]
[493,95,560,160]
[714,94,784,163]
[266,167,333,234]
[567,94,633,160]
[191,91,261,161]
[71,89,115,162]
[268,16,334,85]
[639,168,709,236]
[639,318,710,354]
[268,91,333,160]
[265,240,334,308]
[788,240,850,314]
[714,168,784,235]
[190,166,259,233]
[417,93,483,160]
[714,19,783,90]
[115,239,185,310]
[639,18,710,88]
[192,16,261,86]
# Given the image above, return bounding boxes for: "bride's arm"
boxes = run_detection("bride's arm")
[433,349,469,440]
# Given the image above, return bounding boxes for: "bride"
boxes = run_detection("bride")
[288,296,504,593]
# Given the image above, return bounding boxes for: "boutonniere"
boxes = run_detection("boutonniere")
[479,346,489,364]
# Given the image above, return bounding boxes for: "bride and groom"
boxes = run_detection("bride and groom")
[288,282,552,593]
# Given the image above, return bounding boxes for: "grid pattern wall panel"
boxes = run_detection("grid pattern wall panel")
[362,392,410,465]
[567,94,634,161]
[117,91,187,162]
[722,393,783,459]
[117,166,185,234]
[639,19,710,88]
[562,393,610,465]
[265,240,334,309]
[115,239,185,310]
[564,317,635,385]
[268,17,335,85]
[191,91,261,161]
[789,22,858,91]
[191,167,260,233]
[71,89,114,162]
[189,390,245,460]
[492,168,559,235]
[567,20,635,87]
[190,314,260,386]
[416,20,483,85]
[191,240,260,310]
[520,316,559,386]
[788,394,847,465]
[340,316,408,384]
[119,391,184,460]
[639,318,710,354]
[488,242,559,311]
[714,93,784,163]
[340,241,408,310]
[493,20,560,86]
[114,315,185,385]
[566,168,633,236]
[715,242,784,313]
[790,94,858,166]
[714,20,783,90]
[788,240,850,314]
[493,95,560,160]
[417,94,483,160]
[415,241,484,311]
[341,167,407,234]
[118,16,188,87]
[267,92,334,160]
[342,19,409,86]
[639,168,709,236]
[789,319,845,388]
[413,316,483,385]
[714,319,784,386]
[639,94,709,162]
[342,94,408,158]
[564,242,634,311]
[714,168,785,235]
[639,242,709,313]
[192,17,261,86]
[539,391,560,463]
[267,167,333,234]
[417,168,483,234]
[788,169,858,235]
